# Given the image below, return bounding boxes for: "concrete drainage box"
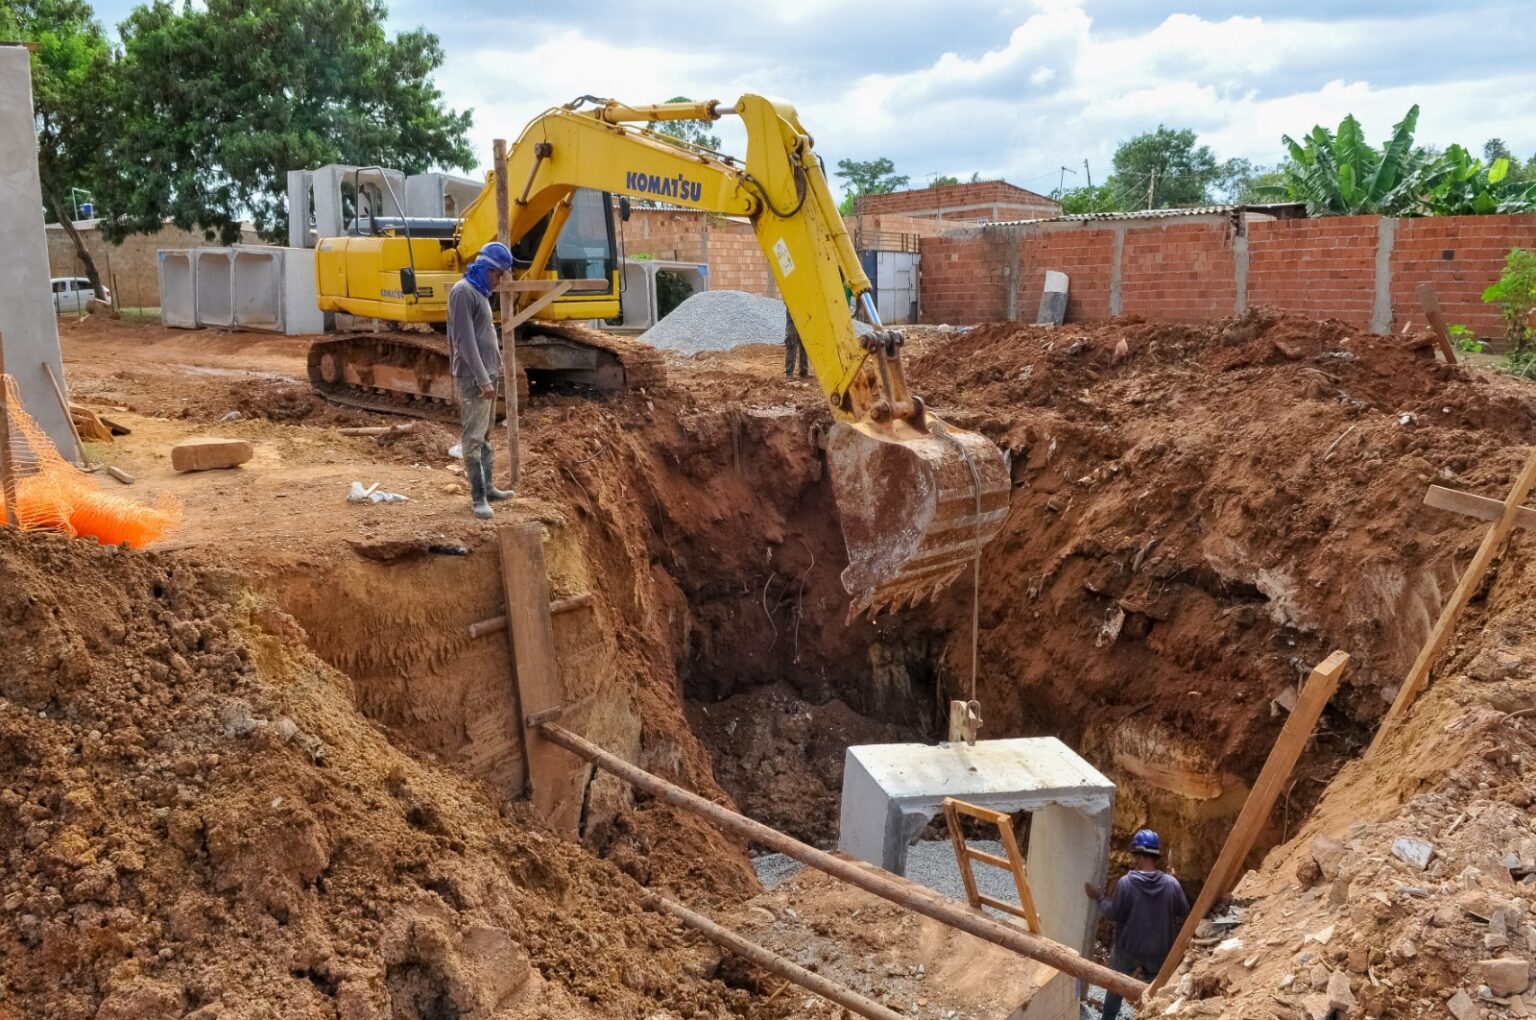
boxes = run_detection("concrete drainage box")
[157,250,197,329]
[193,248,234,328]
[838,738,1114,956]
[231,246,282,330]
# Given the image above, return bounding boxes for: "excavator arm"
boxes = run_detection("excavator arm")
[414,95,1010,614]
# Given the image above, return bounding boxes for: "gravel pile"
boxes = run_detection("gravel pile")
[752,838,1021,905]
[639,289,871,354]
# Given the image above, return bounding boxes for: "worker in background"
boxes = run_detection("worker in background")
[448,242,517,520]
[1083,829,1189,1020]
[784,306,809,379]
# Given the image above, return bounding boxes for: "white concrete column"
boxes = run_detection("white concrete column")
[0,46,77,460]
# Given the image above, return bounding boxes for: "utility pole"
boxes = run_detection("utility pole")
[1056,165,1076,198]
[1083,159,1093,211]
[1146,169,1157,210]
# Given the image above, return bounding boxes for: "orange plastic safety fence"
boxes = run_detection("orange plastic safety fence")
[0,375,177,547]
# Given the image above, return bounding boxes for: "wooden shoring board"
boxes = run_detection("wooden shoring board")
[1417,282,1460,365]
[496,522,583,834]
[1425,484,1536,531]
[1370,447,1536,755]
[1148,650,1350,995]
[493,138,521,489]
[941,797,1043,933]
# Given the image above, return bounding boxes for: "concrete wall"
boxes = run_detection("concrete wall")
[0,46,77,460]
[921,211,1536,337]
[48,221,264,310]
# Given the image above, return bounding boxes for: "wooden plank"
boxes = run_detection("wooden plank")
[1148,651,1350,995]
[466,592,594,638]
[996,811,1043,933]
[1417,282,1459,365]
[493,138,521,490]
[504,279,609,293]
[41,360,90,467]
[0,335,18,528]
[1425,483,1536,531]
[496,522,583,833]
[964,848,1015,870]
[1371,447,1536,755]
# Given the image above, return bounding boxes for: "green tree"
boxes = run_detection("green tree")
[98,0,474,244]
[1108,126,1220,208]
[835,156,909,214]
[653,95,722,152]
[1262,106,1425,215]
[2,0,115,292]
[1057,183,1119,214]
[931,174,960,187]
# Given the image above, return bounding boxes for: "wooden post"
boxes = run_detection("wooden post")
[496,522,583,833]
[0,334,18,528]
[1417,282,1460,365]
[1370,447,1536,755]
[492,138,521,490]
[1148,650,1350,995]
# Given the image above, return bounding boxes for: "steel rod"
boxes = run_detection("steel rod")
[541,723,1147,1001]
[641,889,905,1020]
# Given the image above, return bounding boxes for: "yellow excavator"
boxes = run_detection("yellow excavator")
[309,94,1009,614]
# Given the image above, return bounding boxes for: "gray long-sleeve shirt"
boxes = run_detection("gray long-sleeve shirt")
[447,278,500,388]
[1096,868,1190,961]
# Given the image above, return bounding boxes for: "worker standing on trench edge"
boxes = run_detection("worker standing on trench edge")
[448,242,517,520]
[1083,829,1190,1020]
[784,306,809,379]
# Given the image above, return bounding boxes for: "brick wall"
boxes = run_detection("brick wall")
[857,181,1061,223]
[621,208,775,296]
[1121,221,1238,322]
[47,222,263,309]
[1249,217,1379,327]
[920,212,1536,338]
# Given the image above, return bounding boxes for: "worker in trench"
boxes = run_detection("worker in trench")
[784,306,809,379]
[448,242,517,519]
[1083,829,1190,1020]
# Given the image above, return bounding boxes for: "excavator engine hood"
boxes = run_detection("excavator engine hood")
[827,416,1011,617]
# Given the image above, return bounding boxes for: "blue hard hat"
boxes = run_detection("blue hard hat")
[476,241,514,271]
[1131,829,1162,856]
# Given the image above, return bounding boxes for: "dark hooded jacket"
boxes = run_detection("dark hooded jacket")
[1096,868,1190,960]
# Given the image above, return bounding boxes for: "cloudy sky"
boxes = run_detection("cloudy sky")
[92,0,1536,200]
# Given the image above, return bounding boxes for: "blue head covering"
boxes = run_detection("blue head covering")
[464,242,515,297]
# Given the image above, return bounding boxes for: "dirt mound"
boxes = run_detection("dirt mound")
[0,532,788,1020]
[1147,528,1536,1018]
[905,310,1536,881]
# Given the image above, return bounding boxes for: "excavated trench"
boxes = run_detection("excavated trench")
[258,384,1378,894]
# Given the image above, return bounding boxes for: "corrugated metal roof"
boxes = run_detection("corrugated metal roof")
[983,202,1305,228]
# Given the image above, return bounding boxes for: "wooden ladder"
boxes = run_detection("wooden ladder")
[941,797,1042,933]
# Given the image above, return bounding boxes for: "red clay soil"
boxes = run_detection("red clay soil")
[905,309,1536,880]
[0,532,794,1020]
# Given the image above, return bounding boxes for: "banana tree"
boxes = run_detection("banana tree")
[1260,106,1426,215]
[1419,145,1536,214]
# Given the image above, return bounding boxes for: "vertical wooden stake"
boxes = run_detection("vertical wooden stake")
[492,138,521,489]
[496,522,583,834]
[0,334,19,528]
[1416,282,1459,365]
[1147,651,1350,996]
[1370,446,1536,755]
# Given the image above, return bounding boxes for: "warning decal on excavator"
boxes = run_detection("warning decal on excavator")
[773,238,796,278]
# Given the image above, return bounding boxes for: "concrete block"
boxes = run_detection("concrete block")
[1036,270,1068,325]
[839,738,1114,955]
[287,170,313,249]
[0,47,78,461]
[280,248,324,335]
[405,171,482,218]
[172,437,254,472]
[156,250,197,328]
[231,246,282,330]
[193,249,234,327]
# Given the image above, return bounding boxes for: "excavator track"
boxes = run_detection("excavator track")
[307,323,666,420]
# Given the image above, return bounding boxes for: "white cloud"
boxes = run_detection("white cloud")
[421,0,1536,199]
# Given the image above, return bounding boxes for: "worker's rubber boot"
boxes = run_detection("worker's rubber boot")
[479,447,513,501]
[468,459,493,520]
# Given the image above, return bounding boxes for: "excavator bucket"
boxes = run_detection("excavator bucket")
[827,416,1011,618]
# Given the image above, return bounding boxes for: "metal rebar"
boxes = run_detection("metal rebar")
[540,723,1146,1002]
[642,889,905,1020]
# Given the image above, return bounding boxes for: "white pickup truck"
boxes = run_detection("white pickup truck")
[51,276,109,313]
